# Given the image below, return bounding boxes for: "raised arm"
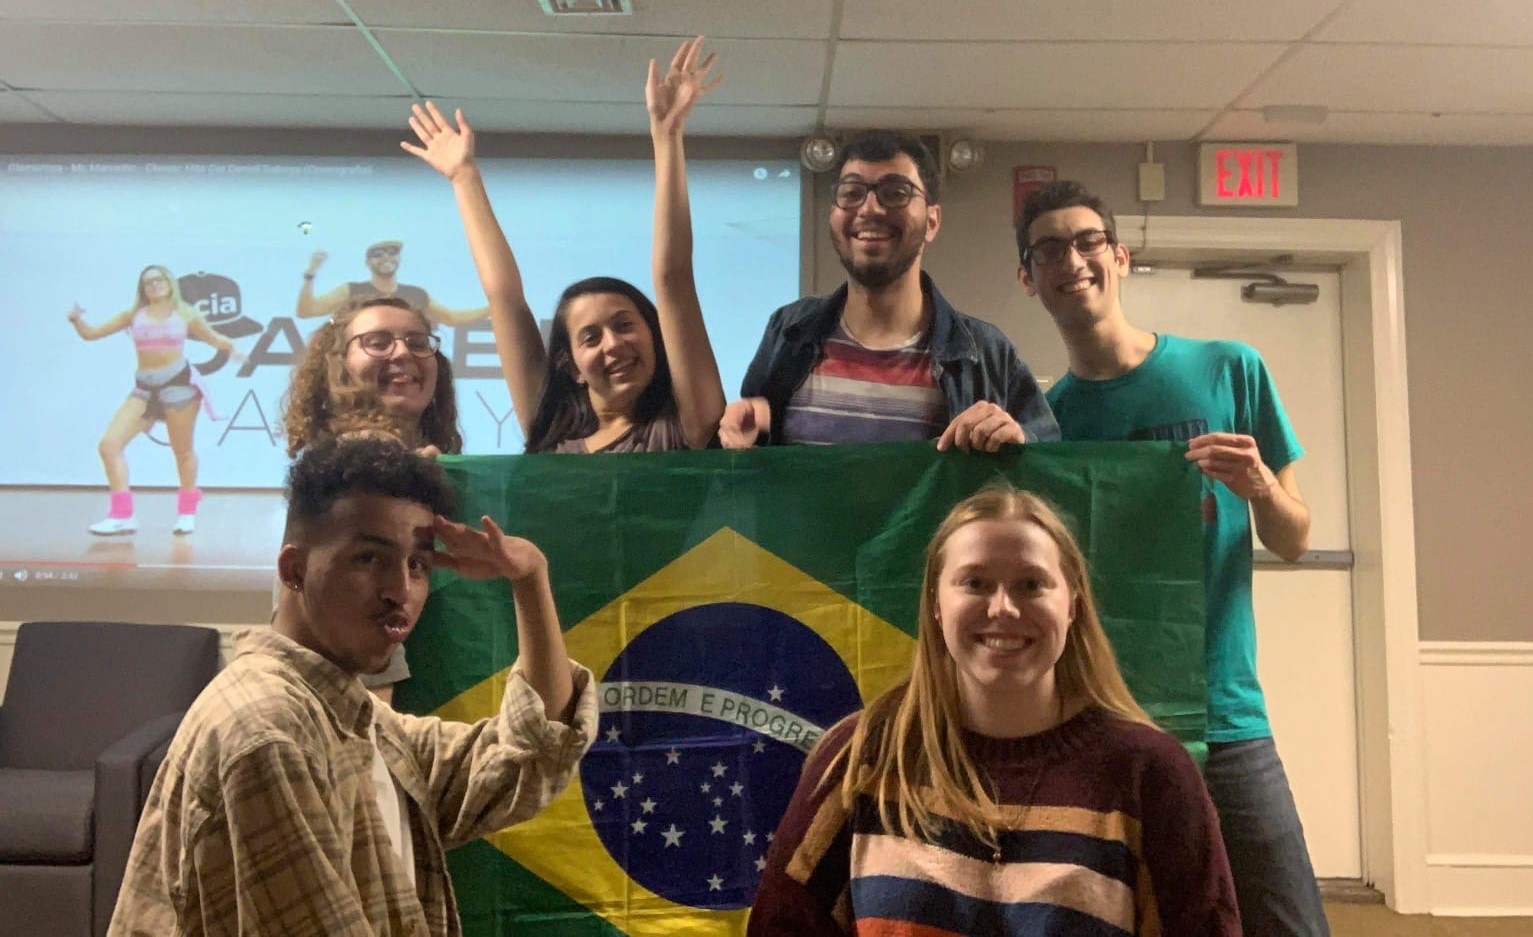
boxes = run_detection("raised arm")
[66,303,134,341]
[295,251,351,319]
[403,102,546,440]
[646,37,727,448]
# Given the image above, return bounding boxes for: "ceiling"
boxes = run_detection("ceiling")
[2,0,1532,145]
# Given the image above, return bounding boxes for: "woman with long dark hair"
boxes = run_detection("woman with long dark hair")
[403,36,725,453]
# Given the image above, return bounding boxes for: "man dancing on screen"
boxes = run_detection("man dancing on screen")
[296,241,486,326]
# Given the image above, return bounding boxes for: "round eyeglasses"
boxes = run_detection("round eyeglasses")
[832,177,928,210]
[346,329,440,358]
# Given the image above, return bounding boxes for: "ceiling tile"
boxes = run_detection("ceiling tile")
[826,106,1215,142]
[1206,109,1533,146]
[840,0,1340,41]
[1246,44,1533,114]
[379,31,825,106]
[0,22,404,95]
[452,99,817,136]
[0,89,56,121]
[24,91,419,128]
[346,0,833,38]
[830,41,1286,110]
[0,0,343,25]
[1315,0,1533,46]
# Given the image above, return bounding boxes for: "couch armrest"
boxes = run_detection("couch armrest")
[93,710,185,937]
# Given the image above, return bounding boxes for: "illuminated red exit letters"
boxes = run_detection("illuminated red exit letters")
[1198,143,1299,207]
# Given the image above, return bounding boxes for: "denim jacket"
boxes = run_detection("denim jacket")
[740,272,1059,445]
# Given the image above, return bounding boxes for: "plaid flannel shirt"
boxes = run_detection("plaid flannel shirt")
[109,628,596,936]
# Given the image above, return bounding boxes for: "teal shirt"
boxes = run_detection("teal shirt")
[1048,334,1303,742]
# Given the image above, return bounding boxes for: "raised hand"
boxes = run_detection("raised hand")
[401,101,477,183]
[67,302,85,322]
[646,35,721,135]
[305,250,327,277]
[431,515,547,583]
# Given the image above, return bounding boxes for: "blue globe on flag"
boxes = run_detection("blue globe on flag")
[579,602,862,910]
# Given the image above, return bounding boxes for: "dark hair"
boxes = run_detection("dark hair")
[525,276,674,453]
[283,435,455,541]
[282,295,463,457]
[833,130,941,204]
[1016,180,1118,267]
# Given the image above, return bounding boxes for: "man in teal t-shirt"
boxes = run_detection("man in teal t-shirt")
[1016,181,1326,937]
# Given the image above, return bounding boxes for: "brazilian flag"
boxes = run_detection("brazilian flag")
[397,441,1205,936]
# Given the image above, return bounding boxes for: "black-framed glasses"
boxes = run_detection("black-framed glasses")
[366,246,401,259]
[1024,229,1115,266]
[832,177,928,210]
[346,329,440,358]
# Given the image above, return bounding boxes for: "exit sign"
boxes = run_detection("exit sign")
[1199,143,1298,207]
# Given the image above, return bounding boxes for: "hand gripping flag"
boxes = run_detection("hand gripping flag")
[396,441,1205,936]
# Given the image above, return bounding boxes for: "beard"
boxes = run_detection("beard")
[834,228,923,291]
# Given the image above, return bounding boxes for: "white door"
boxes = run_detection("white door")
[1117,265,1361,879]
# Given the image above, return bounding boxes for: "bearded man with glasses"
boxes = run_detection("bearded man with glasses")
[296,239,488,327]
[1019,180,1324,937]
[720,129,1056,451]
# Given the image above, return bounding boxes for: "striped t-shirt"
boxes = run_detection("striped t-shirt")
[780,324,947,445]
[749,706,1240,936]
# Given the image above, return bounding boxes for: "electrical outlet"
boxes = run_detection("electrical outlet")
[1138,162,1166,202]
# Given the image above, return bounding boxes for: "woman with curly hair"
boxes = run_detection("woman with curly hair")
[68,264,245,536]
[751,486,1240,936]
[279,294,462,702]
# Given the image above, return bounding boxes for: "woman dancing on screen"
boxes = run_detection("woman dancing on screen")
[67,264,243,536]
[750,487,1241,936]
[403,35,726,453]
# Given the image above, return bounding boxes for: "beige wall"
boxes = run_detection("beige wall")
[805,141,1532,643]
[2,127,1528,643]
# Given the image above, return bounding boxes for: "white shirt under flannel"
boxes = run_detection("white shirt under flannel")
[109,628,596,936]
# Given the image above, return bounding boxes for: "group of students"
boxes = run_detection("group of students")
[101,36,1326,937]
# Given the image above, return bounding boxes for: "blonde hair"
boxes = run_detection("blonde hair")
[832,485,1153,845]
[281,296,462,457]
[132,264,198,320]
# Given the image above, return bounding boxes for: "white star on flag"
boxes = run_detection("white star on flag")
[712,796,723,808]
[707,874,724,891]
[630,818,648,834]
[743,831,757,846]
[768,685,784,701]
[661,824,685,848]
[604,726,622,743]
[610,780,628,799]
[730,782,744,797]
[754,855,767,871]
[699,781,711,794]
[632,772,644,784]
[709,815,728,835]
[592,799,605,812]
[665,748,681,765]
[711,762,727,777]
[640,798,657,814]
[752,740,767,754]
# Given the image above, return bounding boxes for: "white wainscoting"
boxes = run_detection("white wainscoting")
[0,620,245,700]
[1419,641,1533,916]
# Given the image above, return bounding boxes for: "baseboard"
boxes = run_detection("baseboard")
[1425,855,1533,916]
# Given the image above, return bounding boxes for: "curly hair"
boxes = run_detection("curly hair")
[282,296,463,457]
[283,434,456,543]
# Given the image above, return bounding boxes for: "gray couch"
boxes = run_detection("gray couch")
[0,621,221,936]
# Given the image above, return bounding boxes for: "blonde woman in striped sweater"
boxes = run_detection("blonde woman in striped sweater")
[751,487,1240,936]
